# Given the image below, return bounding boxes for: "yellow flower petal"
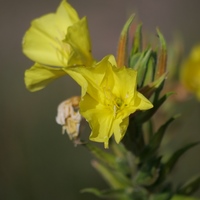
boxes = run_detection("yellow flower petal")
[64,17,94,67]
[180,45,200,100]
[22,0,79,66]
[25,63,66,92]
[80,93,114,148]
[134,92,154,110]
[69,55,112,98]
[56,0,79,24]
[79,55,153,147]
[113,117,129,144]
[23,0,95,92]
[63,67,88,96]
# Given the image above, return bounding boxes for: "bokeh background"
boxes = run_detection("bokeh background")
[1,0,200,199]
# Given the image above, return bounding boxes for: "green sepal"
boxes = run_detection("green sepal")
[129,52,143,69]
[134,48,152,88]
[131,23,143,55]
[156,28,167,79]
[139,73,167,99]
[116,15,135,67]
[177,175,200,196]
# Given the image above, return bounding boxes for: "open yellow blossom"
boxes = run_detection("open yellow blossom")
[180,45,200,100]
[77,55,153,148]
[22,0,94,92]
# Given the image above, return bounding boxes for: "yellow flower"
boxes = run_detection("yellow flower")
[77,55,153,148]
[180,45,200,99]
[22,0,94,92]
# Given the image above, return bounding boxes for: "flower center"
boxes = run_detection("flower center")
[103,86,127,118]
[113,97,124,117]
[104,90,124,117]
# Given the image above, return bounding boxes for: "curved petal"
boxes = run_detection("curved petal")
[63,67,88,96]
[70,55,113,99]
[22,0,79,67]
[134,92,153,110]
[112,67,137,98]
[113,117,129,144]
[80,93,114,148]
[56,0,79,25]
[65,17,94,66]
[25,63,66,92]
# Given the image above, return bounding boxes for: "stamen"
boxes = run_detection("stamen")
[113,105,117,117]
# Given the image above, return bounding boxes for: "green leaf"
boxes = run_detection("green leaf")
[81,187,150,200]
[83,143,130,174]
[110,142,131,174]
[148,115,177,149]
[163,142,200,175]
[81,188,103,197]
[140,115,179,161]
[171,195,199,200]
[134,158,161,186]
[149,193,171,200]
[83,143,116,167]
[91,160,131,189]
[178,175,200,196]
[122,117,145,156]
[81,188,134,200]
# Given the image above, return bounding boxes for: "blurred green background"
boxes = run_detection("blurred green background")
[1,0,200,199]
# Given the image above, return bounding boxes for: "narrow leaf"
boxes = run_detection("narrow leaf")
[91,160,131,189]
[164,142,200,175]
[178,175,200,195]
[81,188,133,200]
[83,143,116,167]
[140,115,179,160]
[171,195,199,200]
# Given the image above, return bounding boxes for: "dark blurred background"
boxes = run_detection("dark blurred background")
[1,0,200,199]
